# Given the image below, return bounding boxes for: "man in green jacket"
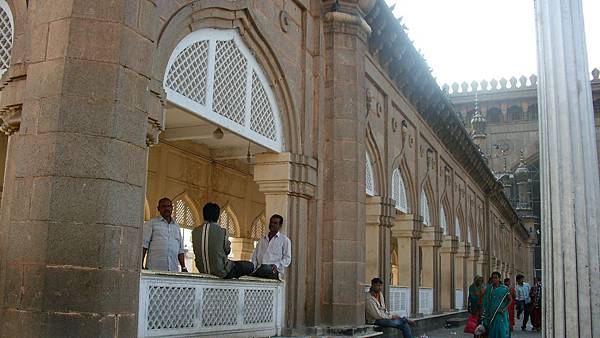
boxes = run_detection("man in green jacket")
[192,203,254,278]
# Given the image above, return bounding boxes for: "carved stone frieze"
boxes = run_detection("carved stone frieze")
[0,104,21,135]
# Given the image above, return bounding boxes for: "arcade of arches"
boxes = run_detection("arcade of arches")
[0,0,532,336]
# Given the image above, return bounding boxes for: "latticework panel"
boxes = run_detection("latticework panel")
[147,286,196,330]
[243,289,274,324]
[165,41,209,105]
[439,207,447,235]
[250,214,267,241]
[455,216,462,240]
[201,288,238,327]
[174,199,197,228]
[250,72,277,141]
[365,153,375,196]
[392,169,408,212]
[218,208,238,237]
[213,39,247,126]
[0,3,11,74]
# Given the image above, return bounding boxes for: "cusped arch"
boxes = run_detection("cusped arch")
[172,193,200,229]
[455,208,465,241]
[153,2,301,153]
[219,203,240,237]
[439,196,452,235]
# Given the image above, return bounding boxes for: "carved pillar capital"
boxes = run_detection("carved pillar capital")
[366,196,395,228]
[253,152,317,198]
[0,104,21,135]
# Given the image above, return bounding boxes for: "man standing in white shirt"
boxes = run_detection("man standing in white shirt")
[142,198,187,272]
[250,214,291,280]
[515,274,531,330]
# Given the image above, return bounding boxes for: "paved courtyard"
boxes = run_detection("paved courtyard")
[422,316,542,338]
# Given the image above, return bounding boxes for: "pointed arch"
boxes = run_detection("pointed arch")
[455,208,464,241]
[467,216,474,245]
[366,151,376,196]
[365,128,384,197]
[391,167,409,213]
[172,193,200,229]
[219,203,240,237]
[439,196,452,235]
[250,212,267,240]
[420,178,435,227]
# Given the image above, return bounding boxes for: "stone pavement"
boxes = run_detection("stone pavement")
[420,315,542,338]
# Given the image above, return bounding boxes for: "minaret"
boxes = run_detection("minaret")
[514,151,530,210]
[470,91,487,149]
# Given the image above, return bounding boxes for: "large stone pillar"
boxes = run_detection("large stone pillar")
[365,197,394,292]
[392,214,422,316]
[230,237,255,261]
[536,2,600,333]
[0,2,158,336]
[439,236,457,311]
[254,152,317,329]
[420,226,441,312]
[320,4,371,326]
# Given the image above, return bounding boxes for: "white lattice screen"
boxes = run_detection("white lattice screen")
[455,216,462,240]
[164,29,283,152]
[420,189,431,226]
[250,214,267,240]
[391,168,408,212]
[0,0,13,76]
[439,206,448,235]
[139,274,284,337]
[218,207,238,237]
[173,199,196,228]
[366,152,375,196]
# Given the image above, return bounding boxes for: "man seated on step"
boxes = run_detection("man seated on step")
[366,277,416,338]
[192,203,254,279]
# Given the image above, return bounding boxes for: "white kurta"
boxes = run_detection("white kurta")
[251,232,292,279]
[143,217,185,272]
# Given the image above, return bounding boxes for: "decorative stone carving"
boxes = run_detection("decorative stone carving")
[146,118,161,147]
[0,104,21,135]
[391,117,398,132]
[366,88,373,117]
[279,11,290,32]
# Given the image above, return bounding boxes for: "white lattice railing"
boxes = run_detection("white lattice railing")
[418,287,433,315]
[455,289,464,310]
[138,271,284,338]
[388,286,410,318]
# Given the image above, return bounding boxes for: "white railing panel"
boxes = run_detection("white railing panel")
[418,288,433,315]
[389,286,410,318]
[455,289,464,310]
[138,271,284,338]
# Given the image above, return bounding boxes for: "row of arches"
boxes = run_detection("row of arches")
[365,150,482,246]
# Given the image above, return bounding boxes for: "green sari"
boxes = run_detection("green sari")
[481,284,511,338]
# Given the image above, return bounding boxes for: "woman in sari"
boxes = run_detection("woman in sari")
[503,278,516,332]
[468,276,485,318]
[480,271,512,338]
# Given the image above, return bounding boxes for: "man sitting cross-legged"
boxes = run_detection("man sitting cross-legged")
[366,277,416,338]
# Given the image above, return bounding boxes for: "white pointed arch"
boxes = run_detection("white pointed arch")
[439,205,448,235]
[250,212,267,240]
[219,204,240,237]
[164,28,284,152]
[420,188,432,226]
[366,152,376,196]
[392,168,409,213]
[172,194,200,229]
[455,215,462,241]
[0,0,13,76]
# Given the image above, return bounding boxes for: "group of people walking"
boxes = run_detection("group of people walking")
[467,272,542,337]
[142,198,292,280]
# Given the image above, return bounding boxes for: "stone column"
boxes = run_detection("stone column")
[392,214,422,316]
[0,2,158,336]
[536,1,600,333]
[320,5,372,326]
[254,152,317,329]
[365,197,394,293]
[230,237,255,261]
[439,236,457,311]
[420,226,441,312]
